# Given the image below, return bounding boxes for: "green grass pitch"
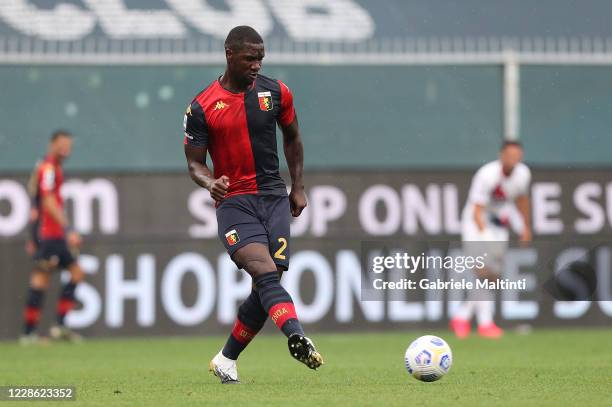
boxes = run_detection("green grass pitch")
[1,329,611,406]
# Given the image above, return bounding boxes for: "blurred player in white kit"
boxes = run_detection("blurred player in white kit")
[450,141,531,339]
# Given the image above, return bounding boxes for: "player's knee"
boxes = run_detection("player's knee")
[233,243,277,276]
[69,263,85,283]
[30,271,51,290]
[243,257,277,277]
[34,260,53,274]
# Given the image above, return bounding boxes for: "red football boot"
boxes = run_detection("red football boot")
[449,317,471,339]
[477,322,504,339]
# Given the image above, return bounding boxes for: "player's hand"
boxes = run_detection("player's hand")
[25,240,36,256]
[209,175,230,202]
[67,231,82,249]
[289,186,307,217]
[519,229,532,245]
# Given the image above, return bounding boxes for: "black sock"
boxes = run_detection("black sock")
[254,271,304,338]
[222,289,268,360]
[24,288,44,335]
[56,281,77,326]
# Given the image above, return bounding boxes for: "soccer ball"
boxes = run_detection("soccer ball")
[404,335,452,382]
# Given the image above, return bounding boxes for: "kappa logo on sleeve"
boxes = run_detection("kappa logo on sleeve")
[225,229,240,246]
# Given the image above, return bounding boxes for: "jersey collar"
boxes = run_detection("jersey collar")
[216,75,256,96]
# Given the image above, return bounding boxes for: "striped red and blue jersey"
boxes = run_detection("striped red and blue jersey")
[183,74,296,199]
[36,156,65,239]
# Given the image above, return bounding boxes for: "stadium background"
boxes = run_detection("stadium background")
[1,0,611,339]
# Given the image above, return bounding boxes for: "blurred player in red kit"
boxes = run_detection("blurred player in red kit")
[20,130,84,344]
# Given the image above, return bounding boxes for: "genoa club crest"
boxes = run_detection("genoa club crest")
[225,229,240,246]
[258,91,273,111]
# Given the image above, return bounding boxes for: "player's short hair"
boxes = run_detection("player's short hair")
[50,130,72,142]
[224,26,263,51]
[500,140,522,150]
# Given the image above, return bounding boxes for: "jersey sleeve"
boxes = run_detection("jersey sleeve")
[38,164,56,198]
[183,100,208,147]
[277,80,296,127]
[27,161,41,199]
[518,166,531,196]
[468,167,492,206]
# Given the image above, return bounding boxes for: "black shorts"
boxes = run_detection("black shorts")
[217,194,291,270]
[33,238,76,270]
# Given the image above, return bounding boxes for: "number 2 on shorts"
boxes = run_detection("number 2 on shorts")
[274,237,287,260]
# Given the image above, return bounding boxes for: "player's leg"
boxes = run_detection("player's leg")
[220,285,268,360]
[218,264,288,362]
[455,251,503,338]
[450,302,473,339]
[475,231,507,339]
[21,240,55,343]
[56,262,83,326]
[210,196,322,383]
[217,196,277,358]
[474,286,502,338]
[50,240,84,342]
[233,243,322,369]
[21,266,51,344]
[211,279,269,384]
[217,197,270,349]
[233,243,304,336]
[253,194,303,337]
[450,221,481,338]
[210,244,275,383]
[210,196,271,383]
[261,195,323,369]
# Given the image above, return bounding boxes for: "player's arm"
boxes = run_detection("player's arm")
[281,118,307,217]
[473,204,487,232]
[184,145,229,201]
[25,163,40,254]
[515,168,532,242]
[277,80,306,217]
[42,194,68,228]
[515,195,531,242]
[281,118,304,190]
[182,101,229,202]
[469,169,492,232]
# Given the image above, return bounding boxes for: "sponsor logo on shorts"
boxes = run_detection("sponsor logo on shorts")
[225,229,240,246]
